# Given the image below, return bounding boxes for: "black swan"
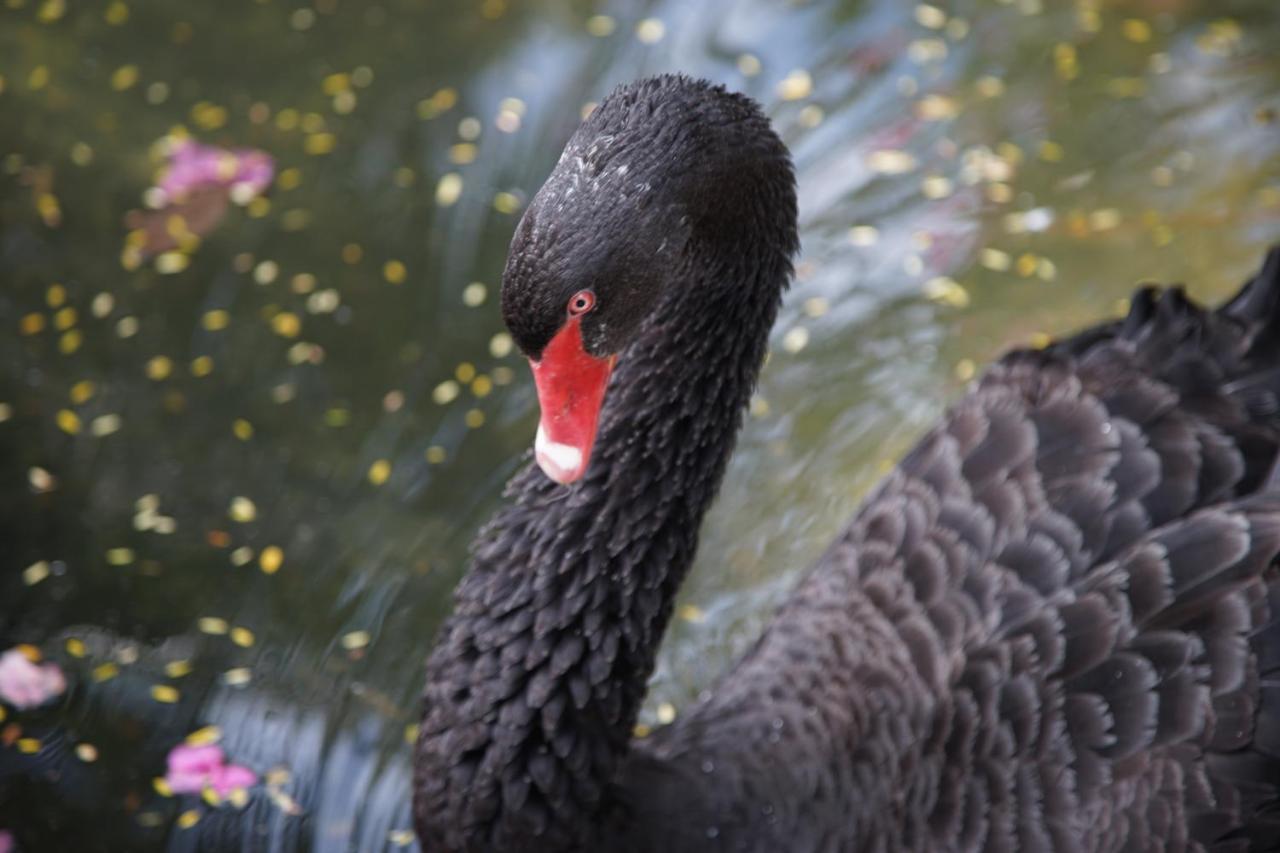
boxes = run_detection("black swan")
[413,75,1280,852]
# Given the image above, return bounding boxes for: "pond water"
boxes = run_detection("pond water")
[1,0,1278,849]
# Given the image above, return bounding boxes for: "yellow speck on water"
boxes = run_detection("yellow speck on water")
[954,358,976,381]
[53,306,77,330]
[368,459,392,485]
[17,738,41,754]
[1122,18,1152,43]
[633,723,652,738]
[923,277,971,308]
[1030,331,1052,349]
[223,668,252,686]
[145,356,173,381]
[47,284,67,309]
[980,248,1012,271]
[151,685,180,703]
[449,143,476,164]
[416,87,457,120]
[232,419,253,440]
[586,14,614,36]
[436,173,463,206]
[433,380,461,405]
[92,662,119,682]
[677,604,706,623]
[111,64,139,91]
[781,327,809,354]
[1054,43,1078,81]
[848,225,879,246]
[383,260,407,285]
[455,362,476,383]
[867,150,918,175]
[975,75,1005,98]
[259,545,284,574]
[915,94,958,120]
[177,810,200,829]
[471,375,493,398]
[65,637,86,657]
[1088,208,1122,231]
[190,356,214,377]
[70,380,95,404]
[341,630,370,650]
[749,395,770,417]
[341,243,363,264]
[489,332,513,358]
[426,445,447,464]
[776,69,812,101]
[202,309,230,331]
[271,312,301,338]
[254,260,279,285]
[153,778,174,797]
[656,703,677,725]
[59,329,83,354]
[914,3,947,29]
[155,251,189,274]
[389,829,416,847]
[20,313,46,335]
[465,409,486,429]
[230,546,254,566]
[105,1,128,24]
[106,547,134,566]
[305,133,336,155]
[23,561,50,586]
[165,659,193,678]
[737,53,762,76]
[493,191,521,214]
[921,175,954,199]
[635,17,665,43]
[56,409,81,434]
[29,466,56,493]
[1015,253,1039,277]
[198,617,229,635]
[230,628,255,648]
[229,496,257,522]
[76,743,99,762]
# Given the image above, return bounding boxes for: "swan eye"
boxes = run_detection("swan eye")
[567,290,595,316]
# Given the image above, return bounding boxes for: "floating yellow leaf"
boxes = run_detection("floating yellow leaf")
[259,546,283,574]
[151,685,180,703]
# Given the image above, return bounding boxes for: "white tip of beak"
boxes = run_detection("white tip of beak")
[535,423,585,484]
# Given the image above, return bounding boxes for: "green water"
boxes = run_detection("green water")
[1,0,1278,849]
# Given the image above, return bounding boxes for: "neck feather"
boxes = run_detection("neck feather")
[413,241,791,852]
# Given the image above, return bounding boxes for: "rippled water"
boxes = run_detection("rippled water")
[1,0,1278,849]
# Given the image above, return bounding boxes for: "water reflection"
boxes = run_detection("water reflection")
[1,0,1277,849]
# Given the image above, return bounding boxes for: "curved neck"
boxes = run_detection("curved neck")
[414,240,791,852]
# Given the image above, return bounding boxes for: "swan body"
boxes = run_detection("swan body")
[414,75,1280,852]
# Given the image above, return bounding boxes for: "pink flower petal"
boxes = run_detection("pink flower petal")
[0,829,14,853]
[156,139,273,201]
[208,763,258,797]
[0,648,66,710]
[166,743,225,776]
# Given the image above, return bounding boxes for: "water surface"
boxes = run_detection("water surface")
[1,0,1278,849]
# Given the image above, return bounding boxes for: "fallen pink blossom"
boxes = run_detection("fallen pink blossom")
[0,828,14,853]
[165,742,257,798]
[0,648,66,710]
[156,139,274,204]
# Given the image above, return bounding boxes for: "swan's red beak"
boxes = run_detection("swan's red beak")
[528,316,615,485]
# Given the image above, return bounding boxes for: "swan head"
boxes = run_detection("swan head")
[501,74,797,485]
